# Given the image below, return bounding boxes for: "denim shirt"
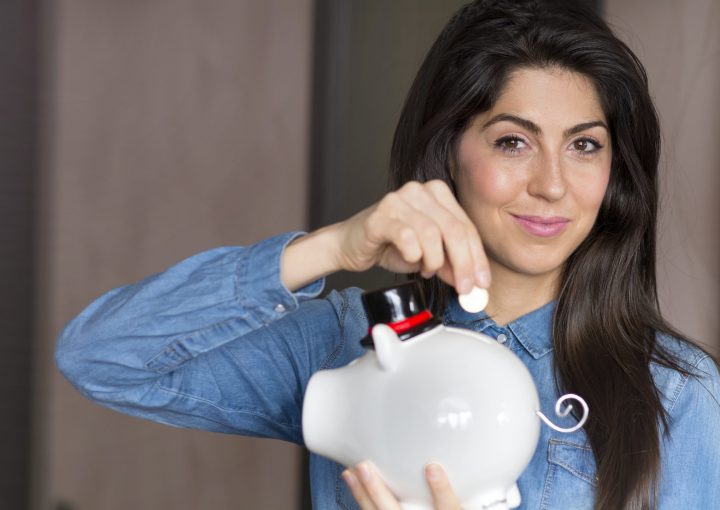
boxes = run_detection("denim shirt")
[56,232,720,509]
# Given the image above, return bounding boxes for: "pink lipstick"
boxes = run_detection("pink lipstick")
[511,214,570,238]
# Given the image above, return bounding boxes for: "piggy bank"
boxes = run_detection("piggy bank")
[302,282,588,510]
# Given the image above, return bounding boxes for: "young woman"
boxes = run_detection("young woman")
[56,1,720,509]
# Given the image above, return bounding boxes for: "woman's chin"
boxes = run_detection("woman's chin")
[490,254,567,282]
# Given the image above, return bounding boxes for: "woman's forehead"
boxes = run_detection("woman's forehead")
[479,67,607,129]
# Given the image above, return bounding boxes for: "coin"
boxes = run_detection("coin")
[458,286,489,313]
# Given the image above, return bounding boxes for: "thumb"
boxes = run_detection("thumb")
[425,463,462,510]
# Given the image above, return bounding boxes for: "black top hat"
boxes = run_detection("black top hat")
[359,280,440,348]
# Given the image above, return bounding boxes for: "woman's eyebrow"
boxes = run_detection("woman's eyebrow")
[481,113,608,137]
[564,121,608,137]
[482,114,540,134]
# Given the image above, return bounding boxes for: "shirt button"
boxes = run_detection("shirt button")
[274,304,286,313]
[497,333,507,344]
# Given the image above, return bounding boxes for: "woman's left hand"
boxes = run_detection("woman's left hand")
[342,461,462,510]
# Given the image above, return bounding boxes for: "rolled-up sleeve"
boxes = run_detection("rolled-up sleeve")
[55,231,339,443]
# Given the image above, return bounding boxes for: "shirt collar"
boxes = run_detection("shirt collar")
[442,295,555,359]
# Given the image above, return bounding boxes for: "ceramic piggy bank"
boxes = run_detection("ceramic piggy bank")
[302,282,588,510]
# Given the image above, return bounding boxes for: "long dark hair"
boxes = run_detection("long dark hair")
[388,1,714,508]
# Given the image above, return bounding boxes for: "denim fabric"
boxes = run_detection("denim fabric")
[56,232,720,509]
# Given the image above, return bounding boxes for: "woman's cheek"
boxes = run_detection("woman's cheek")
[465,159,526,206]
[575,164,610,209]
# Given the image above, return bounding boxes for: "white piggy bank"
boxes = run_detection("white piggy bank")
[302,283,588,510]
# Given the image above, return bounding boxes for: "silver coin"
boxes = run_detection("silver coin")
[458,287,489,313]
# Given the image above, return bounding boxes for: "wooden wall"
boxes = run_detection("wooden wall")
[1,1,38,508]
[33,2,313,509]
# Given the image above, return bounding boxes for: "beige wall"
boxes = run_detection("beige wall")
[605,0,720,354]
[34,1,313,509]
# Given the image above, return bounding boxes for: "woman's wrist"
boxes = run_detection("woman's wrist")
[280,223,345,292]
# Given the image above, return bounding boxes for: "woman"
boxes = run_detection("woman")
[56,0,720,509]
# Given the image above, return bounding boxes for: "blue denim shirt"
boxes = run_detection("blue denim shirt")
[56,232,720,509]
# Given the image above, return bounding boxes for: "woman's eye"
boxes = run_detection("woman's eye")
[571,138,603,154]
[494,135,527,154]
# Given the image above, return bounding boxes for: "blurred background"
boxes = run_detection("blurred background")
[2,0,717,508]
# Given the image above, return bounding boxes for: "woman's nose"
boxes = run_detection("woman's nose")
[527,153,567,202]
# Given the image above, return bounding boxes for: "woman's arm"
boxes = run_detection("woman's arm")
[55,232,340,443]
[281,180,491,295]
[56,180,489,442]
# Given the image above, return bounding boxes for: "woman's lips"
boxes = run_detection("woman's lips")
[510,214,570,237]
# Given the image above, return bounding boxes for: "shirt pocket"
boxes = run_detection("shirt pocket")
[541,439,597,510]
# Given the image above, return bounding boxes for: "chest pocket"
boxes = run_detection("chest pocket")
[541,439,597,510]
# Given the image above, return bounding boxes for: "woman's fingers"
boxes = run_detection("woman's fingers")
[342,469,378,510]
[400,183,475,292]
[343,461,463,510]
[343,178,490,293]
[338,204,422,274]
[373,192,445,278]
[343,462,403,510]
[425,463,463,510]
[364,212,424,271]
[424,180,491,289]
[397,180,489,293]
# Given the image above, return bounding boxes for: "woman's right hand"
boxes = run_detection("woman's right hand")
[336,180,490,294]
[282,180,490,294]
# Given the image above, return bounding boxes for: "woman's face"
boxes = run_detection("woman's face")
[454,67,611,283]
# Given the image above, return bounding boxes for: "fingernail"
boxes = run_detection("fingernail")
[342,469,356,488]
[426,463,443,482]
[357,462,372,483]
[459,277,472,295]
[476,269,491,289]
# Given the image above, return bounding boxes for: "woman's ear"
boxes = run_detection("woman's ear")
[447,137,463,189]
[447,153,458,191]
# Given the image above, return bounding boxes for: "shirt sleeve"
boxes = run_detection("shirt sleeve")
[658,354,720,508]
[55,231,345,444]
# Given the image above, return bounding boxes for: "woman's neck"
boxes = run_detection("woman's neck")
[483,262,561,326]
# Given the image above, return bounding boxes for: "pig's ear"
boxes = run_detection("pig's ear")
[371,324,402,372]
